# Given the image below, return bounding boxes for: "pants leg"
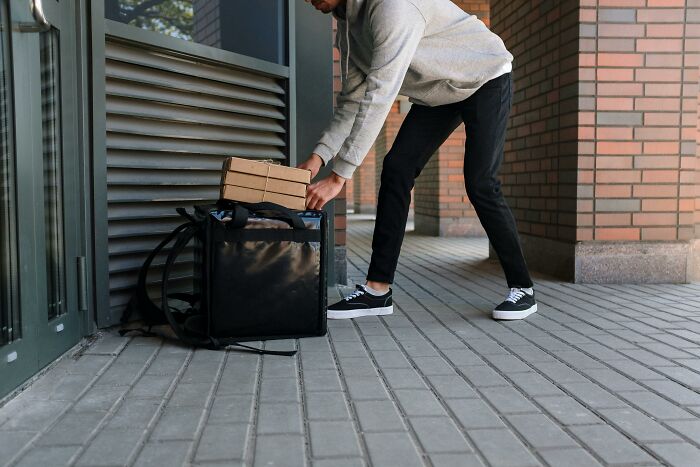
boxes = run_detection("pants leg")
[366,103,462,284]
[459,72,533,288]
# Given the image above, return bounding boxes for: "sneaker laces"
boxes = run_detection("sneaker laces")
[505,288,526,303]
[344,285,367,301]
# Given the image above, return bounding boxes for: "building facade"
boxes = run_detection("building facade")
[0,0,333,400]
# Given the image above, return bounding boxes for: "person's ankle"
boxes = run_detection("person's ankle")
[365,280,390,294]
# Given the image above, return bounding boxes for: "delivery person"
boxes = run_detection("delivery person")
[298,0,537,321]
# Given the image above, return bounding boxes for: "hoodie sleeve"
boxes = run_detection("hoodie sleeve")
[312,46,368,169]
[331,0,426,179]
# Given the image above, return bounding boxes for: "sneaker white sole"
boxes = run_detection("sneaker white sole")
[327,305,394,320]
[492,304,537,321]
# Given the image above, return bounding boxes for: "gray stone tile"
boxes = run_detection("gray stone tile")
[409,417,472,453]
[445,399,504,430]
[506,413,579,449]
[345,376,389,401]
[599,407,681,442]
[467,429,539,467]
[426,375,478,399]
[309,420,362,458]
[194,423,250,462]
[36,411,105,446]
[305,392,351,421]
[569,424,657,465]
[75,428,142,466]
[364,432,424,467]
[354,400,406,432]
[257,402,303,435]
[648,442,700,467]
[382,368,428,389]
[254,434,306,467]
[15,446,81,467]
[535,396,603,426]
[302,369,343,392]
[134,440,191,467]
[619,391,696,420]
[0,431,36,462]
[150,406,202,441]
[538,448,603,467]
[208,394,255,425]
[104,398,161,430]
[393,389,446,417]
[429,453,484,467]
[480,387,540,414]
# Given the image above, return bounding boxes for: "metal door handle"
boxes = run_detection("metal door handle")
[18,0,51,33]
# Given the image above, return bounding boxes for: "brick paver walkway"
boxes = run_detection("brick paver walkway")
[2,213,700,466]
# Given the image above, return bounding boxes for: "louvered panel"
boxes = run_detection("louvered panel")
[105,38,289,321]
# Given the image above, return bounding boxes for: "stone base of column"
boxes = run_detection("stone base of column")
[353,203,376,215]
[414,214,486,237]
[506,234,696,283]
[334,246,347,286]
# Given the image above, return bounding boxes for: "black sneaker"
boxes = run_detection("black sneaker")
[327,284,393,320]
[493,288,537,320]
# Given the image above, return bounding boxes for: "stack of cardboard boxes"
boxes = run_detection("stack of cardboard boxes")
[220,157,311,210]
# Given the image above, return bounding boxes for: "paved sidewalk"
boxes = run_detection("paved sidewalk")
[2,214,700,466]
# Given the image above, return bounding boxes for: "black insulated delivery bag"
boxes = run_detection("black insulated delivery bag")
[121,201,327,352]
[194,202,328,341]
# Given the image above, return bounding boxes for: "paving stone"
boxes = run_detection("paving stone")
[15,445,81,467]
[538,448,603,467]
[36,411,105,446]
[302,369,343,392]
[354,400,406,432]
[257,402,303,435]
[305,392,351,420]
[364,432,424,467]
[75,428,142,466]
[312,459,366,467]
[382,368,428,389]
[254,434,305,467]
[666,419,700,442]
[345,376,389,401]
[648,442,700,466]
[129,375,175,398]
[150,406,202,441]
[194,423,250,462]
[559,382,627,409]
[480,386,540,414]
[72,385,128,412]
[302,351,337,370]
[429,453,484,467]
[309,420,362,458]
[409,417,472,453]
[94,363,142,387]
[535,396,603,426]
[393,389,446,417]
[569,424,657,465]
[0,400,66,431]
[619,391,697,420]
[506,413,579,449]
[133,440,191,467]
[426,375,478,399]
[0,430,36,462]
[459,365,510,387]
[208,394,255,425]
[467,428,539,467]
[259,376,299,403]
[371,350,413,369]
[104,398,162,430]
[506,372,564,397]
[445,399,504,430]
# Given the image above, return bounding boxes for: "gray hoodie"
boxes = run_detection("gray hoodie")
[312,0,514,179]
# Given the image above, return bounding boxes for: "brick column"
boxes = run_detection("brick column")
[491,0,700,283]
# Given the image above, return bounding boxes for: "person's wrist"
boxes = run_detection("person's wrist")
[331,171,347,184]
[310,153,325,167]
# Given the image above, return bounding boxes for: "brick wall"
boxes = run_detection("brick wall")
[491,0,700,282]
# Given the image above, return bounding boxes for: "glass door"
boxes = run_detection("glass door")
[0,0,84,398]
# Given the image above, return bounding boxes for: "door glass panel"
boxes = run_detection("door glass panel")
[0,0,18,345]
[40,29,66,321]
[104,0,288,65]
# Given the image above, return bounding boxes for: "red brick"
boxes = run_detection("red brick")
[595,228,640,240]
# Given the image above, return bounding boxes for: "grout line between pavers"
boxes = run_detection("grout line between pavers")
[5,337,135,466]
[185,349,228,464]
[123,345,195,466]
[66,340,164,466]
[325,322,376,465]
[348,318,435,467]
[247,344,264,467]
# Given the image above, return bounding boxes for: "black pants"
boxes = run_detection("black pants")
[366,72,533,289]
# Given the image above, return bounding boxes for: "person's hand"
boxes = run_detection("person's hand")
[306,172,347,210]
[297,153,324,180]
